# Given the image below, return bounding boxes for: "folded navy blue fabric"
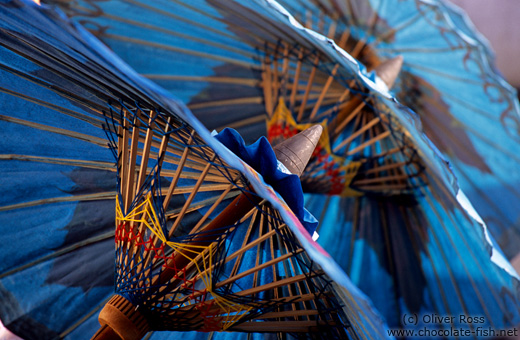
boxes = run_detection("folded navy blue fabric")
[215,128,318,234]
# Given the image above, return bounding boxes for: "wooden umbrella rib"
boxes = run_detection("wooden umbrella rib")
[252,206,267,294]
[0,154,114,170]
[169,156,215,236]
[214,114,265,132]
[103,33,258,70]
[227,224,286,273]
[0,231,114,279]
[285,243,319,315]
[216,249,304,289]
[190,183,235,234]
[332,98,366,138]
[135,114,156,192]
[131,119,175,271]
[290,48,304,111]
[0,114,107,147]
[334,116,380,152]
[309,64,339,120]
[231,320,330,332]
[162,136,193,211]
[275,220,305,317]
[164,190,241,221]
[262,54,274,116]
[361,161,408,175]
[124,119,140,209]
[266,208,280,301]
[0,192,115,212]
[327,20,337,40]
[98,10,255,59]
[161,171,231,184]
[118,119,129,212]
[297,55,320,121]
[189,96,263,110]
[259,309,320,319]
[271,50,281,114]
[337,28,351,50]
[354,174,412,185]
[305,9,313,28]
[280,44,290,99]
[227,208,260,281]
[335,101,365,156]
[142,75,259,87]
[236,270,323,297]
[347,130,391,156]
[314,97,349,121]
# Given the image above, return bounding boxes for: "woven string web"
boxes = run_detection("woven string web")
[101,99,355,338]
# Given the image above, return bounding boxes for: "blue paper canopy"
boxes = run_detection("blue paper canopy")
[275,0,520,261]
[0,1,392,339]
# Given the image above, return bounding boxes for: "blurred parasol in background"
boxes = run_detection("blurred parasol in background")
[273,0,520,261]
[0,0,393,339]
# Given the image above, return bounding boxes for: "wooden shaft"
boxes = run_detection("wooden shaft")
[91,325,122,340]
[156,188,259,290]
[92,295,149,340]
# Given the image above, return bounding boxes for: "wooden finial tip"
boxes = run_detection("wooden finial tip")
[273,125,323,177]
[374,55,403,89]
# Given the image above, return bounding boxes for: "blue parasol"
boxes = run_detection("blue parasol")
[0,1,391,339]
[274,0,520,261]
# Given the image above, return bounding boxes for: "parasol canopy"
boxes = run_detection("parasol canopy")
[274,0,520,260]
[0,0,391,339]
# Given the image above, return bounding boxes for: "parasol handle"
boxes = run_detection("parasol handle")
[91,295,149,340]
[91,325,121,340]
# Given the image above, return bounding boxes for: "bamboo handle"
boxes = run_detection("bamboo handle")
[91,325,122,340]
[93,295,149,340]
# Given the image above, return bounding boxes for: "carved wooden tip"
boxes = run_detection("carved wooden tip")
[273,125,323,177]
[374,55,403,89]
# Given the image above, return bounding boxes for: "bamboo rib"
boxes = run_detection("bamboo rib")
[236,271,324,297]
[162,135,193,210]
[297,55,320,121]
[216,249,305,288]
[227,209,260,281]
[135,113,156,191]
[334,116,380,152]
[289,49,304,111]
[169,156,216,236]
[263,54,274,116]
[124,117,140,209]
[253,205,267,295]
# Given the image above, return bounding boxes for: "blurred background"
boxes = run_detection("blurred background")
[450,0,520,294]
[451,0,520,88]
[450,0,520,273]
